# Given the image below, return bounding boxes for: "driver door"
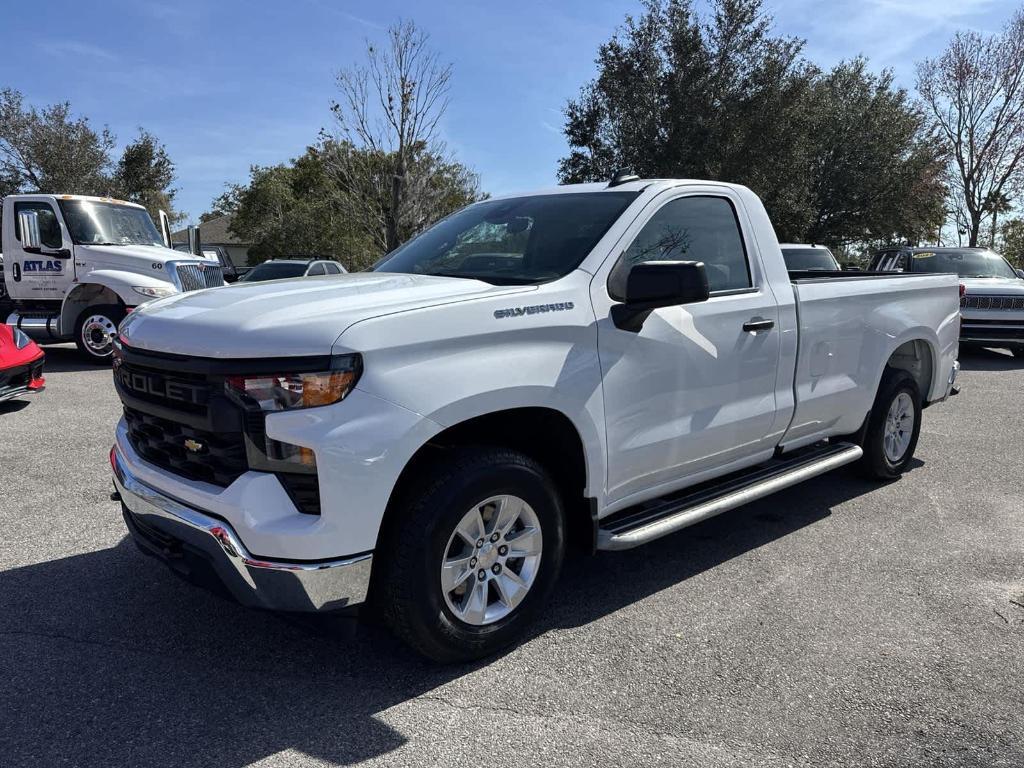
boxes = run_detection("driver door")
[593,189,783,505]
[7,199,74,301]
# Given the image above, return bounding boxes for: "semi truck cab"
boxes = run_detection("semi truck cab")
[2,194,224,362]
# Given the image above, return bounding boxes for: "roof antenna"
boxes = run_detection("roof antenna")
[607,168,640,188]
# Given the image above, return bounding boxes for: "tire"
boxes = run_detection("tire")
[860,368,922,480]
[376,447,566,663]
[74,304,124,364]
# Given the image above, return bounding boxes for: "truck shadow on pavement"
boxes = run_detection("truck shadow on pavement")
[0,467,903,766]
[957,347,1023,371]
[35,344,101,374]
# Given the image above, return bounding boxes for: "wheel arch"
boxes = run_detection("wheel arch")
[377,406,595,556]
[884,336,935,405]
[60,282,128,335]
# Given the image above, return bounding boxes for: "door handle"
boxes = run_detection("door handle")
[742,318,774,332]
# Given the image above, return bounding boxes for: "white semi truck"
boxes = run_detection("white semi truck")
[1,194,223,362]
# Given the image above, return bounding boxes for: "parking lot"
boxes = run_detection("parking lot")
[0,345,1022,767]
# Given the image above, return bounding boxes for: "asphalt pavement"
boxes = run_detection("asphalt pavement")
[1,345,1022,767]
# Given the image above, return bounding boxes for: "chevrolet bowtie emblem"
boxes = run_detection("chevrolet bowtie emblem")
[183,438,204,453]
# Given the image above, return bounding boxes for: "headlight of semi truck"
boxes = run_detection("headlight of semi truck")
[132,285,176,299]
[224,354,362,411]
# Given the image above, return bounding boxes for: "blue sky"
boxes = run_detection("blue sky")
[1,0,1016,222]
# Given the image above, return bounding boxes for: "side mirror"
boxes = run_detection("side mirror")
[611,260,710,331]
[158,210,173,249]
[1016,268,1024,280]
[18,210,41,250]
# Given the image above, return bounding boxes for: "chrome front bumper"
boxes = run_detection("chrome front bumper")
[112,446,372,612]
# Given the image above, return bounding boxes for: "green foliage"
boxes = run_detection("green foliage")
[212,140,481,271]
[999,217,1024,268]
[560,0,946,246]
[0,88,182,222]
[111,129,183,224]
[0,87,114,196]
[210,145,366,266]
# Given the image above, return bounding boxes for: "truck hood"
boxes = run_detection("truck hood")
[959,276,1024,294]
[76,244,216,280]
[120,272,532,357]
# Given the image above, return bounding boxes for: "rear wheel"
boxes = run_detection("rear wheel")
[376,447,565,663]
[74,304,124,364]
[860,368,922,480]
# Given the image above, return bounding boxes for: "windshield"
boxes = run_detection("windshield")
[781,246,839,271]
[373,191,640,285]
[908,249,1018,279]
[58,200,163,246]
[240,261,308,282]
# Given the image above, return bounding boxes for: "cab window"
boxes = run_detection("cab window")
[307,262,326,276]
[619,196,751,292]
[14,202,63,249]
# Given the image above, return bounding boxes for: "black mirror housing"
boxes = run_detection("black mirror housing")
[625,260,709,305]
[611,260,710,331]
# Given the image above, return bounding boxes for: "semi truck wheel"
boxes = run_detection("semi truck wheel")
[376,447,566,663]
[74,304,124,364]
[860,368,922,480]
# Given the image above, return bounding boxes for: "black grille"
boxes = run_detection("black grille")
[961,294,1024,310]
[960,325,1024,340]
[116,347,323,513]
[124,407,247,487]
[114,362,211,416]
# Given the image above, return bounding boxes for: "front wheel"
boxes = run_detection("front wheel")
[860,368,922,480]
[376,447,565,663]
[74,304,124,364]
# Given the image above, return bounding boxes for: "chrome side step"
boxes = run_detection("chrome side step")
[596,442,863,551]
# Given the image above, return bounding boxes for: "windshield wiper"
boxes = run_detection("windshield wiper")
[431,270,548,286]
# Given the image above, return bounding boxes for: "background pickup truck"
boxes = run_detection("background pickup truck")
[109,177,961,661]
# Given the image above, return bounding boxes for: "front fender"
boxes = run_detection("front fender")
[60,271,177,334]
[76,269,177,306]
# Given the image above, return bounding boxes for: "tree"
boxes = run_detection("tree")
[0,87,114,195]
[0,88,182,223]
[327,20,481,253]
[999,217,1024,267]
[210,144,376,267]
[112,129,183,224]
[983,190,1012,248]
[561,0,947,245]
[212,139,479,270]
[917,9,1024,246]
[803,60,947,246]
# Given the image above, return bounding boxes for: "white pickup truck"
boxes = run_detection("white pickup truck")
[109,177,961,661]
[1,194,223,362]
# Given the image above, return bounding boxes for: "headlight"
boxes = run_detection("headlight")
[132,285,176,299]
[13,327,32,349]
[225,354,362,411]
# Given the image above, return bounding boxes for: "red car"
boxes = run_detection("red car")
[0,323,45,403]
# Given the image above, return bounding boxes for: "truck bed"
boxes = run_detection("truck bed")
[780,271,960,450]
